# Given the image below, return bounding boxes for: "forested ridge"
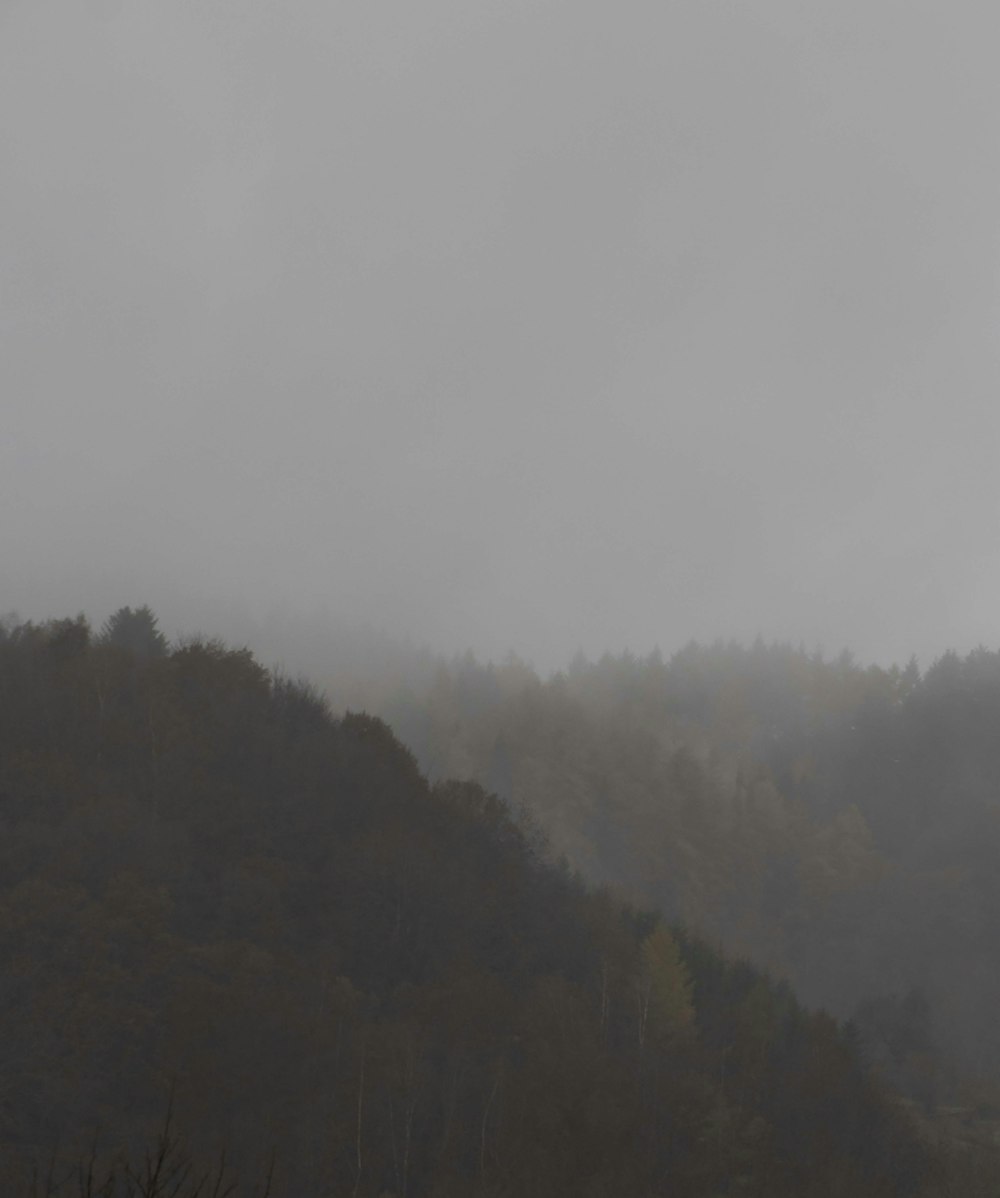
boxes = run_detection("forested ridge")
[0,611,945,1195]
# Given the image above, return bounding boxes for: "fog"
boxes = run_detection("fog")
[3,0,999,671]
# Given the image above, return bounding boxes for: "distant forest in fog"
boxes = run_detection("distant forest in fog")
[372,639,1000,1095]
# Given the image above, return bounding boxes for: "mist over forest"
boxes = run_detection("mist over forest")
[5,0,1000,1192]
[136,609,1000,1097]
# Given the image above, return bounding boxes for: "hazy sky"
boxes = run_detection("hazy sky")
[3,0,999,671]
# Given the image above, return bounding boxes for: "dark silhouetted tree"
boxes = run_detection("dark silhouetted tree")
[99,605,168,659]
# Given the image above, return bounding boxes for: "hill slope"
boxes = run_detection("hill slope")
[0,615,935,1195]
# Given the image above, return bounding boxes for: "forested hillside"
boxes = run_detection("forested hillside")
[0,612,940,1195]
[369,641,1000,1117]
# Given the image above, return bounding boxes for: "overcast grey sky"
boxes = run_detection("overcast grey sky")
[3,0,999,670]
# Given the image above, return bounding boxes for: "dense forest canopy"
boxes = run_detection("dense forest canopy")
[0,611,963,1195]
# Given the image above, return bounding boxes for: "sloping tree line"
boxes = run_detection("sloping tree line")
[0,613,945,1195]
[368,640,1000,1122]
